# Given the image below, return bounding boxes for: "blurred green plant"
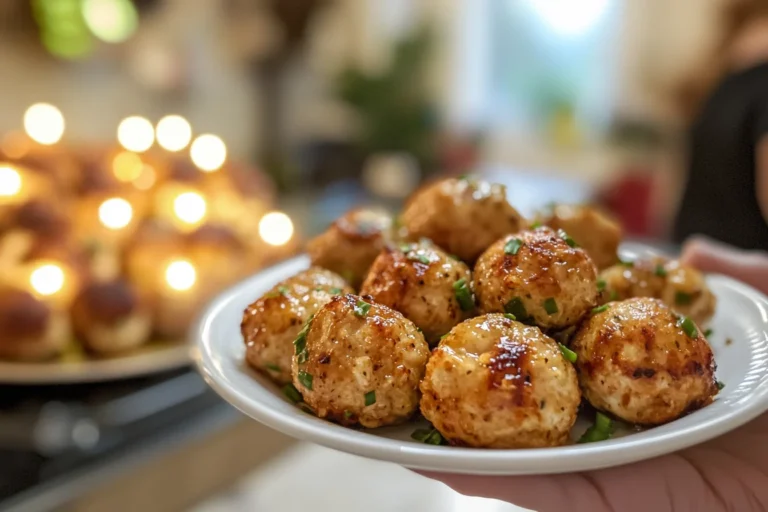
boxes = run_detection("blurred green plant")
[336,26,439,170]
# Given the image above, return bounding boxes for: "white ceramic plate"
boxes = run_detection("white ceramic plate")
[0,342,190,385]
[194,253,768,475]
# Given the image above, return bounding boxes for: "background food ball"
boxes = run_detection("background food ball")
[306,208,392,289]
[242,267,352,384]
[474,227,598,330]
[292,294,429,428]
[535,203,621,270]
[571,297,718,425]
[420,314,580,448]
[599,258,716,326]
[400,177,525,263]
[0,287,70,361]
[359,239,473,344]
[71,280,152,354]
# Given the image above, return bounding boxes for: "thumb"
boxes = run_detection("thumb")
[680,237,768,295]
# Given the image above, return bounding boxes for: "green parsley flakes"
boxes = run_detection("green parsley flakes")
[298,371,313,390]
[543,298,558,315]
[453,278,474,311]
[504,238,523,255]
[354,299,371,318]
[364,390,376,406]
[558,343,577,363]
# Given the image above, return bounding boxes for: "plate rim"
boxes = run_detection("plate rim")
[194,255,768,475]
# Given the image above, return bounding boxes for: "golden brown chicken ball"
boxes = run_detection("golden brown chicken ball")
[400,177,525,263]
[71,280,152,355]
[359,239,473,344]
[306,209,393,289]
[535,203,621,270]
[292,294,429,428]
[0,288,70,361]
[242,267,353,384]
[571,297,718,425]
[474,227,598,330]
[420,314,580,448]
[598,258,716,326]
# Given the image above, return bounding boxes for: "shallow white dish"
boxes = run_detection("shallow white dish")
[0,342,190,385]
[194,253,768,475]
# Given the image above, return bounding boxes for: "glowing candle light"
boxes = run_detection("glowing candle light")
[98,197,133,230]
[112,151,143,182]
[190,134,226,172]
[258,211,294,246]
[117,116,154,152]
[164,259,196,291]
[133,164,156,190]
[24,104,65,145]
[30,262,65,296]
[172,191,207,225]
[156,115,192,152]
[0,166,22,197]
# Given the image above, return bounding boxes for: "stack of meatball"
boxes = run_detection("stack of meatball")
[241,177,720,448]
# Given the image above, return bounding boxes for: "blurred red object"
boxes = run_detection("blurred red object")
[599,171,655,237]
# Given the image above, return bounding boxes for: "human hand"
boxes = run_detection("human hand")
[417,237,768,512]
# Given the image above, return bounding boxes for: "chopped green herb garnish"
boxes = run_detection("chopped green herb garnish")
[578,412,613,443]
[595,411,612,432]
[453,278,474,311]
[354,299,371,318]
[654,264,667,277]
[716,380,725,391]
[278,286,288,294]
[530,221,542,229]
[282,384,302,403]
[298,403,315,415]
[559,343,577,363]
[592,304,610,314]
[504,297,528,321]
[558,229,578,248]
[298,371,313,390]
[265,363,281,372]
[440,333,448,340]
[597,279,606,292]
[543,298,558,315]
[344,410,353,419]
[678,315,697,338]
[675,291,692,305]
[408,253,431,265]
[297,350,309,364]
[504,313,517,321]
[704,328,713,338]
[364,390,376,406]
[411,427,446,445]
[293,316,313,356]
[619,258,634,267]
[504,238,523,255]
[329,287,343,295]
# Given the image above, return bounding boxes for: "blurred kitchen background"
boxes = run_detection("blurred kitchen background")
[0,0,748,511]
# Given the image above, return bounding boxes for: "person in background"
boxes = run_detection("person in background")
[420,3,768,509]
[673,0,768,249]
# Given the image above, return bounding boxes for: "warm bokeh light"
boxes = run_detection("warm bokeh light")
[156,115,192,152]
[173,191,207,225]
[82,0,139,43]
[112,151,143,182]
[117,116,154,152]
[165,259,196,291]
[98,197,133,230]
[23,104,65,145]
[0,132,32,159]
[30,263,65,296]
[0,166,22,197]
[133,164,156,190]
[190,134,227,172]
[258,211,294,246]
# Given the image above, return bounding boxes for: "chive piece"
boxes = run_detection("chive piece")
[297,350,309,364]
[282,384,302,403]
[424,430,445,445]
[293,333,307,356]
[543,298,558,315]
[440,333,448,340]
[530,221,542,229]
[354,299,371,318]
[654,264,667,277]
[559,343,577,363]
[298,371,313,390]
[278,286,288,294]
[504,313,517,321]
[675,291,693,305]
[364,390,376,406]
[619,258,634,267]
[411,427,447,445]
[592,304,610,314]
[399,243,412,253]
[265,363,281,372]
[595,412,612,432]
[504,297,528,321]
[408,253,431,265]
[411,428,433,442]
[329,287,343,295]
[558,229,578,248]
[597,279,606,292]
[678,316,697,338]
[344,410,353,419]
[504,238,523,256]
[298,403,315,415]
[704,328,713,338]
[453,278,474,311]
[716,380,725,391]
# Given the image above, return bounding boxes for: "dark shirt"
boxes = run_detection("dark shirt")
[673,61,768,249]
